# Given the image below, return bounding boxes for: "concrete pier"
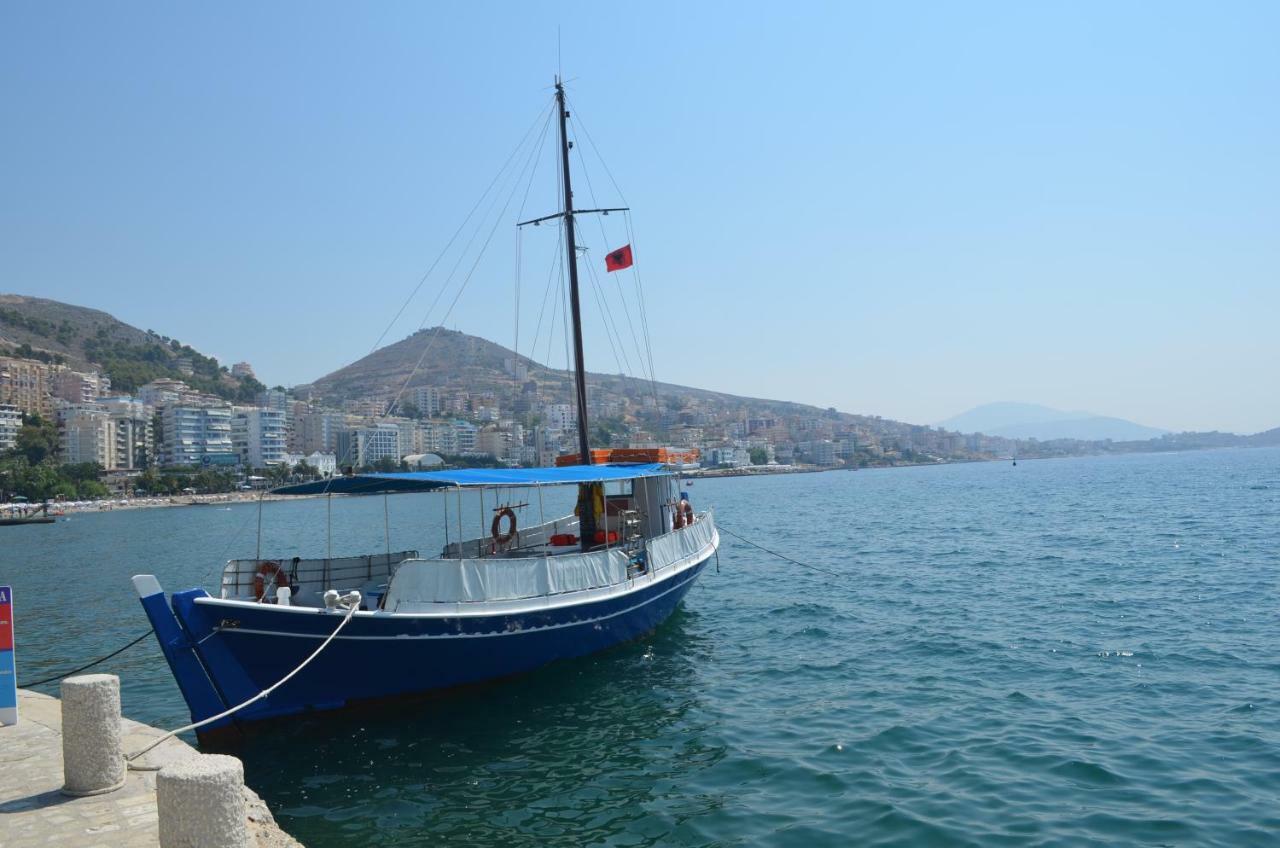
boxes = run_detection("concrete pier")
[0,689,301,848]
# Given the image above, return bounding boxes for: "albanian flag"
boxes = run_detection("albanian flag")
[605,244,634,273]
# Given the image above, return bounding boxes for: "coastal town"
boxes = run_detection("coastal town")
[1,327,1273,505]
[0,345,993,500]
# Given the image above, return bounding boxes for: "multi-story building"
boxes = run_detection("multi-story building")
[411,387,444,417]
[231,362,256,379]
[453,420,478,453]
[797,439,838,466]
[0,356,54,417]
[159,403,234,467]
[297,411,351,455]
[279,451,338,477]
[52,370,110,405]
[542,403,576,431]
[420,420,457,455]
[232,407,288,468]
[137,378,191,408]
[0,403,21,451]
[58,405,114,466]
[94,397,154,470]
[336,423,401,468]
[475,427,510,461]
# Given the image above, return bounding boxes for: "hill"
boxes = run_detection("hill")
[938,402,1169,441]
[306,326,826,419]
[0,295,264,402]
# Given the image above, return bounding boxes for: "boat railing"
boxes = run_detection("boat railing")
[221,550,419,601]
[442,514,580,559]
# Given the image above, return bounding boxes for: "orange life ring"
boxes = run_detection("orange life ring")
[491,507,518,549]
[253,561,290,601]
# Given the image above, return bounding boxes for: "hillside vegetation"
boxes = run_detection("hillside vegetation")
[0,295,264,402]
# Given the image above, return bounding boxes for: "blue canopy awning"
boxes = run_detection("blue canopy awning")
[271,463,671,496]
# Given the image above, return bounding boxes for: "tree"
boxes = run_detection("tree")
[15,414,58,465]
[749,447,769,465]
[292,460,319,479]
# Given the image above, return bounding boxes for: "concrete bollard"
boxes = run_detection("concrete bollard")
[60,673,126,796]
[157,754,248,848]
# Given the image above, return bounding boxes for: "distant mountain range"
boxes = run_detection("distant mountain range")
[938,402,1170,441]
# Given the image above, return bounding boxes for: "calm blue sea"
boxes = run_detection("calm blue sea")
[5,448,1279,846]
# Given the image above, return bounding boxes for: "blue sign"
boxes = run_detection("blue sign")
[0,585,16,725]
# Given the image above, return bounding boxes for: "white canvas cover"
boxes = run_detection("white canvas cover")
[385,548,631,607]
[646,512,716,573]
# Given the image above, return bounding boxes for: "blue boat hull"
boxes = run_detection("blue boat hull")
[141,556,710,740]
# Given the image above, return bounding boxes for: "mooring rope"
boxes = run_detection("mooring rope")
[716,523,846,579]
[126,596,360,761]
[18,631,152,688]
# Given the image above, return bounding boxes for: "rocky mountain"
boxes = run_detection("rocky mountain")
[0,294,263,402]
[938,402,1169,441]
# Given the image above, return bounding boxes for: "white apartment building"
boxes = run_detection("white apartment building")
[336,423,401,467]
[137,378,191,408]
[93,397,154,470]
[160,404,234,466]
[454,420,478,453]
[0,403,20,451]
[58,405,114,466]
[542,403,576,431]
[411,387,444,417]
[279,451,337,477]
[232,407,288,468]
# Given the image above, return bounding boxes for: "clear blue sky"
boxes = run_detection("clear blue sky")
[3,2,1277,433]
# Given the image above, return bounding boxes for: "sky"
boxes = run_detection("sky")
[3,2,1277,434]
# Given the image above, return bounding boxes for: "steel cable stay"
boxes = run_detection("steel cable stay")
[369,95,555,357]
[323,101,557,479]
[584,252,632,376]
[563,96,661,408]
[383,106,557,421]
[568,122,654,387]
[528,224,564,359]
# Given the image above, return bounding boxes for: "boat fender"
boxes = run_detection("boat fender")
[253,561,290,602]
[491,507,519,550]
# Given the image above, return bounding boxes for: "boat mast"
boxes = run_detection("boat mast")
[556,78,593,469]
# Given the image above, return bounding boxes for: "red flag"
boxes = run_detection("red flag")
[604,244,633,272]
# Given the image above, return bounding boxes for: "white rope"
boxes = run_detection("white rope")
[126,596,361,761]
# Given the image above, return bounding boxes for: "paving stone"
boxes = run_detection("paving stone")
[1,690,302,848]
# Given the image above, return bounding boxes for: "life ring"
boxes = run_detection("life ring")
[491,507,518,549]
[253,561,290,601]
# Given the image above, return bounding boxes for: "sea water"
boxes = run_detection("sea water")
[5,448,1278,846]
